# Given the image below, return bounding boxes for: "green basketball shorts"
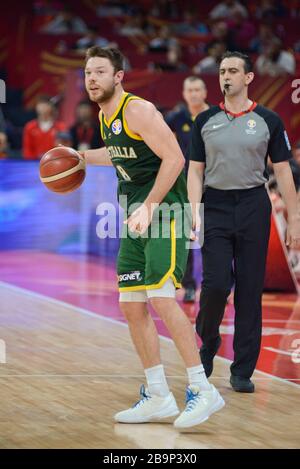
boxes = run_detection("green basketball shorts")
[117,213,190,292]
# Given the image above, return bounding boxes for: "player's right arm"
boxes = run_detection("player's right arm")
[187,161,205,232]
[187,113,206,232]
[81,147,112,166]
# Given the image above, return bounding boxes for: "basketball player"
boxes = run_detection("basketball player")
[82,46,224,428]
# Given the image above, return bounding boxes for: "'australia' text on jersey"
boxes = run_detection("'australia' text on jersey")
[107,146,138,159]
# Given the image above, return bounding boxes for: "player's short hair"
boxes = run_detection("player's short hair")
[220,51,253,73]
[183,76,206,89]
[85,46,125,73]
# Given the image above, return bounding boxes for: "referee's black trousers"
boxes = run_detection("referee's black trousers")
[196,185,272,379]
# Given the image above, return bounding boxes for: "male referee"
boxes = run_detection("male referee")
[188,51,300,392]
[166,76,209,303]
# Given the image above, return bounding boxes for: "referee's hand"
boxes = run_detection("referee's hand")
[286,216,300,249]
[190,210,201,242]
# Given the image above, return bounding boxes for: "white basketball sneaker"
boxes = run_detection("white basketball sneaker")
[174,384,225,429]
[114,385,180,424]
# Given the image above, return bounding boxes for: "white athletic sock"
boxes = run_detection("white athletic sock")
[187,364,211,391]
[144,364,170,397]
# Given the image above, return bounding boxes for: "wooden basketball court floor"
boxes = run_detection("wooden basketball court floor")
[0,250,299,449]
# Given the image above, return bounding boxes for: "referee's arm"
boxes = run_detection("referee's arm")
[273,162,299,247]
[268,115,300,248]
[187,116,206,232]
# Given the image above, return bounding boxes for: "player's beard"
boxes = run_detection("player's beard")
[95,82,116,104]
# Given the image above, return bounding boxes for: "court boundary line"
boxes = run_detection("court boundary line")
[0,280,299,389]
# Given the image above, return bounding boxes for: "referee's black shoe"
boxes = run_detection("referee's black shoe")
[199,336,221,378]
[230,375,255,393]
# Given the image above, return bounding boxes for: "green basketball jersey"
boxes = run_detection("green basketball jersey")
[99,92,188,209]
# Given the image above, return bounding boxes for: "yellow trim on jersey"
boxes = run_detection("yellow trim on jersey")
[103,92,128,128]
[118,219,180,292]
[122,96,144,141]
[99,110,105,140]
[171,274,182,289]
[118,284,146,292]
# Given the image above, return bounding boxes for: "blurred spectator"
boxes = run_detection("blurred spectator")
[254,0,288,20]
[210,21,237,51]
[22,96,66,160]
[149,0,179,19]
[55,130,72,147]
[166,76,209,159]
[294,39,300,52]
[209,0,248,20]
[193,41,226,74]
[119,13,153,36]
[96,1,133,17]
[33,0,63,31]
[172,10,209,36]
[150,45,188,72]
[255,37,296,76]
[41,6,88,34]
[69,100,103,152]
[0,106,8,158]
[249,23,277,53]
[226,10,256,52]
[72,27,114,54]
[148,25,178,52]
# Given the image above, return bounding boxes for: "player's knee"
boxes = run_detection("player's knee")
[119,302,148,322]
[149,297,174,316]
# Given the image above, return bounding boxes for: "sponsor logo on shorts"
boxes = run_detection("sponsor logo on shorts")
[118,271,142,282]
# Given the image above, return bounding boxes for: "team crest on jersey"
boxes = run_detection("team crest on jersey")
[112,119,122,135]
[246,119,256,135]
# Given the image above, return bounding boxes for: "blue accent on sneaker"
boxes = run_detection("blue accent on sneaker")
[185,387,201,412]
[132,385,151,408]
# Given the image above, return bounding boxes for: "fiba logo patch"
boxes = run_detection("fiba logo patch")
[112,119,122,135]
[246,119,256,135]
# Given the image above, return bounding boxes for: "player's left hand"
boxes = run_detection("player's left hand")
[286,216,300,249]
[124,202,158,235]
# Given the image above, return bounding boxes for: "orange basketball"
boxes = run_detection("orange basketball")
[39,146,86,194]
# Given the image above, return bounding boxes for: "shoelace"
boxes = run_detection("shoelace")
[132,385,151,408]
[185,387,201,412]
